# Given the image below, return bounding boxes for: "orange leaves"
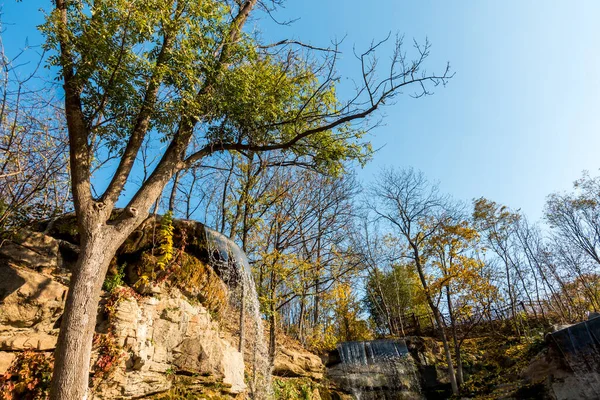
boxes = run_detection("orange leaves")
[422,218,498,318]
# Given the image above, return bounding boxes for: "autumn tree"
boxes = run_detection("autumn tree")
[422,217,497,386]
[330,279,373,343]
[473,198,537,332]
[249,167,361,358]
[369,167,460,395]
[39,0,450,396]
[363,261,427,336]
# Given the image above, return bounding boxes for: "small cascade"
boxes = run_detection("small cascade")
[550,316,600,399]
[333,339,422,400]
[203,227,271,399]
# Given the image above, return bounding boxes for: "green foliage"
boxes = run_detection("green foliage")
[40,0,231,146]
[0,351,54,400]
[364,263,428,336]
[103,262,126,292]
[272,377,318,400]
[156,211,174,270]
[137,212,175,287]
[39,0,373,176]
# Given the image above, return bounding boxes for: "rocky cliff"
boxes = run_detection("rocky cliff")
[0,216,327,399]
[0,254,246,398]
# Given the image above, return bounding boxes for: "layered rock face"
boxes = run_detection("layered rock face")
[272,338,325,381]
[94,290,246,398]
[523,316,600,400]
[0,223,246,398]
[0,262,67,375]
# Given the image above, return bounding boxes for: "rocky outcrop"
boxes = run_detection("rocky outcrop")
[273,339,325,380]
[0,230,61,272]
[521,316,600,400]
[0,263,67,332]
[0,224,246,398]
[94,289,246,398]
[0,262,246,398]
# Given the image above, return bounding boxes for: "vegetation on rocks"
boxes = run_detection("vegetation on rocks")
[0,352,54,400]
[0,0,598,398]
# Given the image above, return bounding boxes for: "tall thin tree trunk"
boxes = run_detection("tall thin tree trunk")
[269,304,276,364]
[432,307,459,395]
[411,243,459,396]
[298,293,306,343]
[446,285,463,386]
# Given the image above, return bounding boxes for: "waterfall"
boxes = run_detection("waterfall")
[333,339,422,400]
[203,227,271,399]
[550,316,600,399]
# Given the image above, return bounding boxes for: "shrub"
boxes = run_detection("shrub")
[103,262,126,292]
[0,351,54,400]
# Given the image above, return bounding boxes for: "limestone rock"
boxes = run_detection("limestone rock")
[0,230,60,271]
[93,288,246,398]
[0,352,16,374]
[0,332,58,351]
[0,263,67,330]
[273,340,325,380]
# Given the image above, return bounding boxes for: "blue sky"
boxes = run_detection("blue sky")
[258,1,600,221]
[3,1,600,222]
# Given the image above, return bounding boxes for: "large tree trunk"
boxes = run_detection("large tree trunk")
[50,228,121,400]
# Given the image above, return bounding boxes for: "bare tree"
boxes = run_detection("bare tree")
[369,167,459,395]
[0,28,70,232]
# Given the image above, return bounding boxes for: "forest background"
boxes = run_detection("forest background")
[1,1,600,398]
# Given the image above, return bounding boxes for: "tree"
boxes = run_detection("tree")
[330,279,373,343]
[369,167,460,395]
[247,167,360,357]
[544,172,600,318]
[0,33,70,231]
[423,217,497,386]
[473,198,534,333]
[546,172,600,269]
[364,261,427,336]
[40,1,449,397]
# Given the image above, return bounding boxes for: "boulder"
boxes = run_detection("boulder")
[0,263,67,330]
[273,339,325,380]
[521,317,600,400]
[0,230,60,271]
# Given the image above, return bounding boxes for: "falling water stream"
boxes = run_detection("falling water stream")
[550,316,600,399]
[334,339,422,400]
[203,227,271,399]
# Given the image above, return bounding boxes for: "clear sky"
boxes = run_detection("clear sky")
[2,1,600,222]
[257,1,600,222]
